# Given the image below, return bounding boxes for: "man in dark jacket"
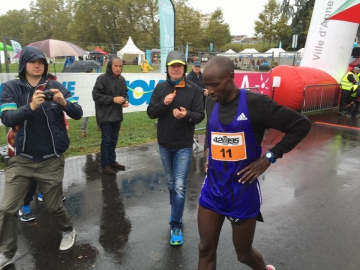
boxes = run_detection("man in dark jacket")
[186,60,208,102]
[147,50,204,246]
[0,46,83,268]
[92,57,129,175]
[186,61,207,96]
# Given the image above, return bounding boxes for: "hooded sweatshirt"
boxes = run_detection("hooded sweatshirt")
[0,46,83,160]
[92,57,129,125]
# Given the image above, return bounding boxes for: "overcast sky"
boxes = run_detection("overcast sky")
[0,0,270,36]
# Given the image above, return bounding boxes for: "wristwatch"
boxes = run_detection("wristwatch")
[265,151,276,163]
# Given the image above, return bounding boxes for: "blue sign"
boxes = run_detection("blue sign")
[158,0,175,73]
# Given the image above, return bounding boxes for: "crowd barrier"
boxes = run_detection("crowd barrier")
[301,84,341,114]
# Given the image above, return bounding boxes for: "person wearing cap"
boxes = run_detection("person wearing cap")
[147,50,204,246]
[186,61,208,106]
[0,46,83,268]
[339,67,359,113]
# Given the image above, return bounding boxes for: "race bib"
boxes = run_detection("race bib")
[211,132,247,162]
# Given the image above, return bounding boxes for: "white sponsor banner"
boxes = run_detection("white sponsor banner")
[0,73,167,126]
[300,0,359,82]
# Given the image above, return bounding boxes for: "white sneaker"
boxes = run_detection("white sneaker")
[0,253,14,269]
[59,229,76,251]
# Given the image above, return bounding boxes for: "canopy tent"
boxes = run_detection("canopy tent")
[0,42,14,64]
[218,49,240,57]
[117,37,145,65]
[265,48,286,57]
[218,49,239,58]
[0,42,14,51]
[93,46,108,55]
[239,48,259,54]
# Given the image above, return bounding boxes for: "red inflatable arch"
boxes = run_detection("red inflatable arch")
[271,66,337,111]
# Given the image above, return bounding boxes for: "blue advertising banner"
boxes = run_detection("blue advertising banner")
[158,0,175,73]
[146,49,152,65]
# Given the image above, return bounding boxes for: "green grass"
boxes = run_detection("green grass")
[0,112,206,169]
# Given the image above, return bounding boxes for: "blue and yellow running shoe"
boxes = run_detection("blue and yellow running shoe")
[170,228,183,246]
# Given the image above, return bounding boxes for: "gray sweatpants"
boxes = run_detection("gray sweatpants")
[0,155,73,258]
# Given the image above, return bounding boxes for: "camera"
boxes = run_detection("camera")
[42,90,54,101]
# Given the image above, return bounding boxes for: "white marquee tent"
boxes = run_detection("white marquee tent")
[265,48,286,57]
[219,49,240,57]
[239,48,259,54]
[117,37,144,65]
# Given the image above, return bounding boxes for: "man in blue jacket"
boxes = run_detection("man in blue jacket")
[0,46,83,268]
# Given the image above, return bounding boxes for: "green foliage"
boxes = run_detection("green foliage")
[255,0,291,48]
[174,1,203,49]
[202,9,231,50]
[281,0,315,50]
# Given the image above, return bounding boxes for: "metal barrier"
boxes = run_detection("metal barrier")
[301,84,341,114]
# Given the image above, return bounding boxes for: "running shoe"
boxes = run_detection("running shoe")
[38,192,43,202]
[266,265,276,270]
[60,229,76,251]
[18,205,35,222]
[0,253,14,269]
[170,228,183,246]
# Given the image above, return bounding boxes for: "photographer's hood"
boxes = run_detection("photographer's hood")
[18,46,48,79]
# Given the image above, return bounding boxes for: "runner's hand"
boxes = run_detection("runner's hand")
[237,156,271,184]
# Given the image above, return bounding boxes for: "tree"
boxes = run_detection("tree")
[23,0,74,41]
[281,0,315,50]
[173,0,202,49]
[254,0,291,49]
[202,8,231,51]
[0,10,31,45]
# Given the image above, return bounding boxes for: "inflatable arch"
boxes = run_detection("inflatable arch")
[273,0,358,110]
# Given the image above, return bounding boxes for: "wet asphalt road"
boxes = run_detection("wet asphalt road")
[1,110,360,270]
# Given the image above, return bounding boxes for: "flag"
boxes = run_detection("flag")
[10,40,22,63]
[185,43,189,62]
[10,40,22,55]
[158,0,175,73]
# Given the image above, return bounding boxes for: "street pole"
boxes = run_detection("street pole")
[2,34,9,73]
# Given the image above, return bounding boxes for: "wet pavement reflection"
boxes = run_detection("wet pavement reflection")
[1,111,360,269]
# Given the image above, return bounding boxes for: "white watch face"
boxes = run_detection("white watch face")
[266,153,272,158]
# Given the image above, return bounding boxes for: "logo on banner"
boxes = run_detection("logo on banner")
[234,73,271,96]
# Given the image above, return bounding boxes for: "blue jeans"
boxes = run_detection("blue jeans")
[100,122,121,168]
[158,145,193,230]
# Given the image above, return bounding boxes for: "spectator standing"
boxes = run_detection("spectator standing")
[92,57,129,175]
[96,55,104,73]
[186,61,208,106]
[63,56,72,68]
[197,56,311,270]
[0,46,83,268]
[339,67,359,113]
[147,51,204,246]
[141,60,153,73]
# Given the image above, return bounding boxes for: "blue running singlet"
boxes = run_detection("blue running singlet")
[199,89,262,219]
